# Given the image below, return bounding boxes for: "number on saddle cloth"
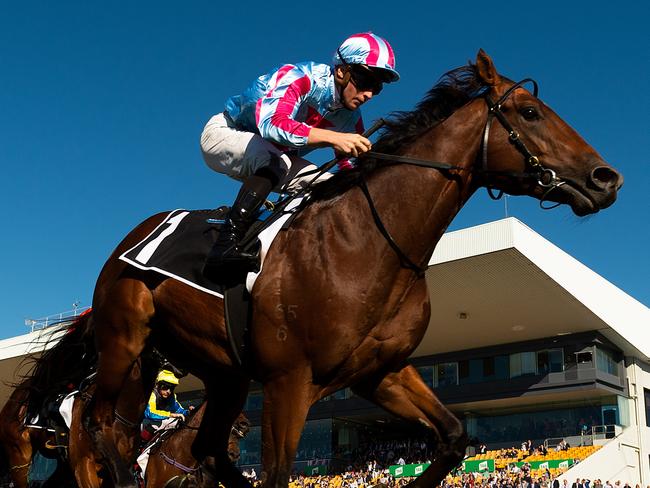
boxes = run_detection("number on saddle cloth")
[119,196,301,298]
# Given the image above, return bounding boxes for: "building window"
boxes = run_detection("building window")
[537,349,564,375]
[417,365,434,389]
[510,352,536,378]
[576,350,593,364]
[435,362,458,387]
[644,389,650,428]
[596,348,619,376]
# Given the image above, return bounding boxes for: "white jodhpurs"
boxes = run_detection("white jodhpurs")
[200,112,331,192]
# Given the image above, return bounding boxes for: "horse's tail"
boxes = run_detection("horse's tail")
[16,309,96,415]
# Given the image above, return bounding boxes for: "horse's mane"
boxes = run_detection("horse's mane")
[16,310,97,415]
[311,62,488,200]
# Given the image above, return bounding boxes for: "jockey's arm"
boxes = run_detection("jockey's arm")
[307,128,371,158]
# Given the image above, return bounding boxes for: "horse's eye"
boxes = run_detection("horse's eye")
[520,106,540,121]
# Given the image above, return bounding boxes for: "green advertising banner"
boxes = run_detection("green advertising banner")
[461,459,495,473]
[392,458,573,477]
[528,459,574,470]
[304,465,328,476]
[389,463,431,477]
[461,458,573,473]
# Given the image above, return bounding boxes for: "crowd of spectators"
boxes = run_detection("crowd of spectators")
[235,437,645,488]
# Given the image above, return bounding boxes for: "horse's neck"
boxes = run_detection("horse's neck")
[364,100,486,267]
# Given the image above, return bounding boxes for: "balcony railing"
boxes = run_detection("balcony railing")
[24,306,91,333]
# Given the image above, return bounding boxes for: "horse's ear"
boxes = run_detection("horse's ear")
[475,49,501,86]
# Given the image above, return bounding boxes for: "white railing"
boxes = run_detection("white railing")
[24,306,91,333]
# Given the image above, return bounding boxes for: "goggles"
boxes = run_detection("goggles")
[349,65,384,95]
[337,48,384,95]
[158,382,174,391]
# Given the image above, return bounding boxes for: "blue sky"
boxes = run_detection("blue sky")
[0,1,648,339]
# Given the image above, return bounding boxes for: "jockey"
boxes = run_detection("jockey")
[141,370,192,440]
[200,32,399,278]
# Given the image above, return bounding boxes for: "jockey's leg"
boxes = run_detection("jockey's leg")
[202,167,278,277]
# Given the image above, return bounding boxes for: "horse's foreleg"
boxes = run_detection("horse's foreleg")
[352,363,468,487]
[87,281,154,488]
[260,371,315,488]
[0,427,32,488]
[191,376,251,488]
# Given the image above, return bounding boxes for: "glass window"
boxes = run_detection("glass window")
[458,359,469,380]
[510,352,536,378]
[576,351,593,364]
[435,362,458,387]
[644,389,650,428]
[472,398,618,444]
[494,355,510,379]
[237,425,261,466]
[537,349,564,375]
[483,357,495,377]
[459,359,484,385]
[417,365,434,389]
[295,419,332,461]
[596,348,619,376]
[244,391,263,411]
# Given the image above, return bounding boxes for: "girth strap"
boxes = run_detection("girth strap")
[159,451,200,474]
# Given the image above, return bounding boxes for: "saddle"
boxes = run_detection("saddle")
[119,197,303,369]
[24,392,71,460]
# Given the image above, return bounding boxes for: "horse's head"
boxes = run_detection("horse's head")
[475,49,622,215]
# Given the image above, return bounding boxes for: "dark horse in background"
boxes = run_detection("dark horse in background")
[82,50,622,488]
[0,312,99,488]
[0,312,158,488]
[141,405,250,488]
[0,312,251,488]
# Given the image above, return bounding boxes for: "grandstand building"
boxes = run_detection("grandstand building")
[1,218,648,483]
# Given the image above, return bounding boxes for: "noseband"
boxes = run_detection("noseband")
[482,78,565,206]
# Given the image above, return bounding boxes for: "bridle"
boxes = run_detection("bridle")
[481,78,565,205]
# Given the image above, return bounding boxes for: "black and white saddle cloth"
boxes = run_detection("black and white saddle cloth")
[119,203,301,297]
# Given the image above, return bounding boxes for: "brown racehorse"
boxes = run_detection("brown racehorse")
[83,50,622,488]
[141,406,250,488]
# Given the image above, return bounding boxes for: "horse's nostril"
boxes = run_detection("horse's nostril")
[591,166,622,189]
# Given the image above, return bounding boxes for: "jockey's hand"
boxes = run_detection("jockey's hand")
[329,132,372,158]
[308,128,372,158]
[188,405,195,412]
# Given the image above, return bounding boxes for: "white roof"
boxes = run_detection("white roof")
[417,217,650,359]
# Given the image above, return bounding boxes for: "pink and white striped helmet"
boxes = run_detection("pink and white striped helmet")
[333,32,399,82]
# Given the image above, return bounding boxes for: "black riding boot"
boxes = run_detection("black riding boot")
[203,175,273,280]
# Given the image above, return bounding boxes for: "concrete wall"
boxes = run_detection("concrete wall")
[559,360,650,485]
[559,426,642,484]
